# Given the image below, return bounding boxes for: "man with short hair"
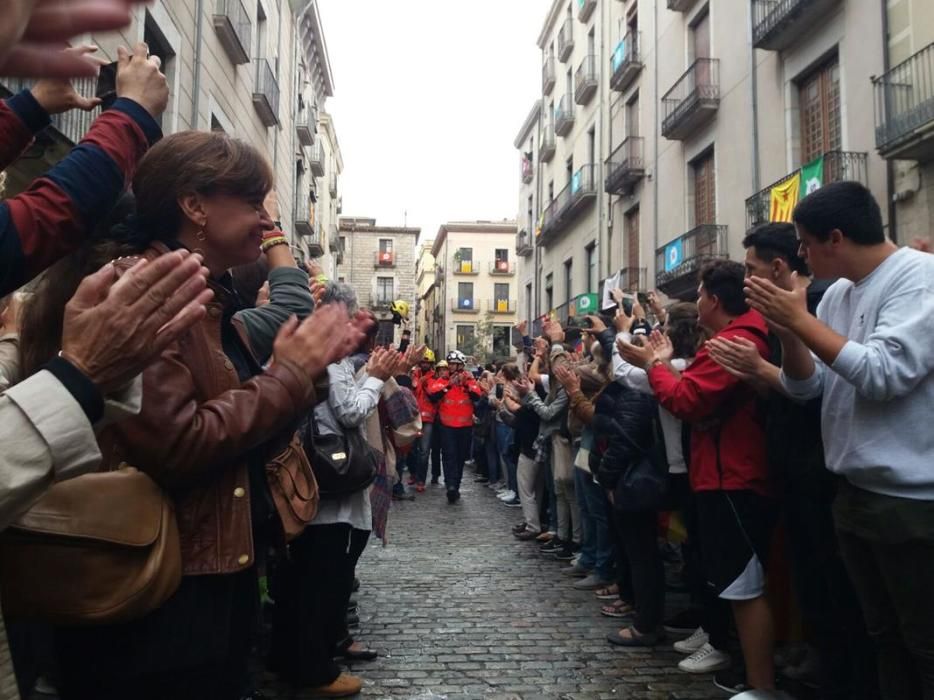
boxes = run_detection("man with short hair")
[619,260,777,693]
[746,181,934,700]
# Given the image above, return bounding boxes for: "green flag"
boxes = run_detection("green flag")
[801,156,824,197]
[576,293,598,316]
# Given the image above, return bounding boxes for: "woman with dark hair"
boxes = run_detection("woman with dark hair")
[18,130,366,700]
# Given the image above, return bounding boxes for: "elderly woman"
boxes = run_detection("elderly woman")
[22,131,366,700]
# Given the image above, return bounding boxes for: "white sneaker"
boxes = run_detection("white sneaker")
[677,642,731,674]
[497,489,516,501]
[673,626,709,655]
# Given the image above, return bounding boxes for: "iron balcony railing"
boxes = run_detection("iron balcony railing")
[490,260,516,275]
[655,225,728,294]
[453,260,479,274]
[452,298,479,313]
[752,0,838,51]
[308,142,325,177]
[667,0,698,11]
[516,229,534,256]
[574,55,598,105]
[371,294,394,311]
[1,76,98,145]
[554,94,575,136]
[661,58,720,140]
[375,250,395,267]
[540,127,556,162]
[873,42,934,160]
[610,30,642,93]
[557,18,575,63]
[296,104,316,146]
[521,155,534,184]
[604,136,645,195]
[488,299,517,314]
[543,56,556,95]
[539,164,597,244]
[744,151,869,228]
[329,172,338,197]
[213,0,251,65]
[618,267,647,291]
[577,0,597,23]
[252,58,279,127]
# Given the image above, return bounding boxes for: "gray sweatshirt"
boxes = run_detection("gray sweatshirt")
[781,247,934,500]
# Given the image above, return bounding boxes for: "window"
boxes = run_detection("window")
[564,259,573,303]
[379,239,393,254]
[457,247,473,273]
[799,56,841,164]
[210,115,225,132]
[494,283,510,312]
[545,273,554,312]
[494,248,509,272]
[493,326,511,359]
[376,277,394,304]
[295,159,306,221]
[626,92,640,138]
[255,1,267,58]
[456,325,475,348]
[144,12,176,129]
[588,28,596,56]
[625,208,640,271]
[690,9,711,62]
[338,276,345,283]
[527,195,534,232]
[566,68,573,103]
[566,157,574,187]
[458,282,474,309]
[526,282,533,325]
[548,181,555,203]
[692,149,716,226]
[588,127,596,166]
[585,243,596,293]
[376,320,394,347]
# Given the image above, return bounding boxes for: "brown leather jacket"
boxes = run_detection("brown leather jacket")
[101,245,317,576]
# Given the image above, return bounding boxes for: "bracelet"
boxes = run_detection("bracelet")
[261,236,288,252]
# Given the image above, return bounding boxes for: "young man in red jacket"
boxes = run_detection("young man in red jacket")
[411,348,438,492]
[619,260,776,695]
[428,350,483,503]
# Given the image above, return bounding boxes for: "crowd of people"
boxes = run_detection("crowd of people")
[0,3,932,700]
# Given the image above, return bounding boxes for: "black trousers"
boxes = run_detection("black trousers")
[270,523,355,688]
[613,508,665,634]
[440,425,472,495]
[334,528,371,649]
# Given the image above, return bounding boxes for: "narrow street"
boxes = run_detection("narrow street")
[265,476,722,700]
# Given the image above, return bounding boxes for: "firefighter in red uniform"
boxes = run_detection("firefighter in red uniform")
[428,350,484,503]
[411,348,438,492]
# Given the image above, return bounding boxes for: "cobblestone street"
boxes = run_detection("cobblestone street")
[272,476,726,700]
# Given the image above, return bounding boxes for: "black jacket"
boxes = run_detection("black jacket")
[591,382,657,490]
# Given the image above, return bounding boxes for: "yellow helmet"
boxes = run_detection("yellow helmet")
[422,348,436,363]
[435,360,448,369]
[390,300,410,319]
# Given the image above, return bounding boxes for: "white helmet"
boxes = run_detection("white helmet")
[446,350,466,365]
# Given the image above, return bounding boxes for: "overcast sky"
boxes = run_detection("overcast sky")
[318,0,553,245]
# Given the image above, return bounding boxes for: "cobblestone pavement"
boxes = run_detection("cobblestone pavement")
[268,475,728,700]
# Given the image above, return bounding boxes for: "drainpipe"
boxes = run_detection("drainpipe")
[190,0,205,128]
[749,6,760,195]
[271,0,284,173]
[596,0,607,282]
[880,0,897,242]
[652,0,659,285]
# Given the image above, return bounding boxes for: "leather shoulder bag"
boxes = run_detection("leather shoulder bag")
[265,432,319,541]
[300,413,378,499]
[0,467,181,626]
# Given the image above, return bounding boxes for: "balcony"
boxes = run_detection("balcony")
[452,298,479,314]
[557,19,575,63]
[610,31,642,93]
[296,104,317,147]
[752,0,839,51]
[490,260,516,275]
[375,250,395,268]
[543,56,556,95]
[873,42,934,163]
[489,299,517,314]
[604,136,645,195]
[554,95,575,137]
[328,224,340,253]
[745,151,868,228]
[661,58,720,140]
[308,142,325,177]
[618,267,647,291]
[0,76,98,147]
[574,55,598,105]
[329,172,338,197]
[655,224,728,299]
[521,154,534,184]
[252,58,279,127]
[453,260,479,275]
[213,0,251,65]
[538,164,597,245]
[370,295,393,312]
[578,0,597,22]
[295,221,324,257]
[540,129,556,162]
[516,229,534,257]
[667,0,699,11]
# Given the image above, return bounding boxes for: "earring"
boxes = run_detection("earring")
[196,229,207,242]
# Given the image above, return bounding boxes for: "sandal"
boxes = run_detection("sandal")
[594,584,620,600]
[600,600,635,618]
[607,625,659,647]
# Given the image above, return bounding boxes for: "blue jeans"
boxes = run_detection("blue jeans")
[575,466,616,579]
[485,426,500,484]
[496,422,516,491]
[440,425,472,495]
[415,422,435,485]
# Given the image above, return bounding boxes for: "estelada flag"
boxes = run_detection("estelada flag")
[769,172,801,223]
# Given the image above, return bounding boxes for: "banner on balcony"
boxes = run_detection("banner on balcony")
[602,271,621,310]
[612,39,627,72]
[664,239,684,272]
[535,210,545,238]
[769,172,801,223]
[496,299,509,313]
[576,293,598,316]
[571,170,582,194]
[801,156,824,197]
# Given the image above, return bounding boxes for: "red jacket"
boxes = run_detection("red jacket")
[648,310,773,497]
[412,368,437,423]
[428,371,483,429]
